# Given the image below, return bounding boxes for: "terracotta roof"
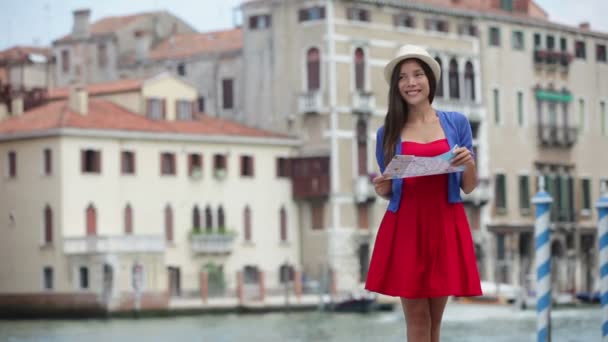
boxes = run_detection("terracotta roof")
[0,46,52,64]
[148,28,242,61]
[47,79,143,100]
[0,99,288,140]
[55,12,163,43]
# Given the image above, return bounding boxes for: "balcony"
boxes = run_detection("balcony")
[538,125,578,147]
[354,175,375,203]
[190,232,236,255]
[462,177,490,206]
[533,50,572,72]
[63,235,165,255]
[352,91,375,115]
[291,156,330,200]
[298,91,323,115]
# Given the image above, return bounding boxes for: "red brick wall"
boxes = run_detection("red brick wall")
[0,293,103,318]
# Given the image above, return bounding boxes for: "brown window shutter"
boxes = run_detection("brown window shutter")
[188,154,193,176]
[145,98,152,118]
[132,152,136,175]
[171,154,176,174]
[96,151,101,173]
[161,99,167,119]
[191,100,197,118]
[81,150,86,173]
[240,156,245,176]
[160,153,164,175]
[175,100,179,120]
[250,156,255,177]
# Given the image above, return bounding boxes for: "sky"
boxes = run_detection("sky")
[0,0,606,50]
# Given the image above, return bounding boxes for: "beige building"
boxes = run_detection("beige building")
[238,0,608,297]
[0,73,301,314]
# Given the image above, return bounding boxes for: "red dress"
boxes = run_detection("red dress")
[365,139,482,298]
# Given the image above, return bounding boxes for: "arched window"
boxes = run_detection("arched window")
[44,205,53,243]
[306,47,321,91]
[279,207,287,242]
[464,61,475,101]
[354,48,365,91]
[205,206,213,233]
[192,205,201,232]
[165,205,173,242]
[124,204,133,234]
[244,206,252,242]
[434,57,444,97]
[449,59,460,99]
[86,204,97,236]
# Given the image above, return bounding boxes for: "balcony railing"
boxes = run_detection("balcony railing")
[298,91,323,115]
[538,125,578,147]
[352,91,375,115]
[63,235,165,255]
[462,177,490,206]
[291,156,330,200]
[190,233,236,254]
[533,50,573,72]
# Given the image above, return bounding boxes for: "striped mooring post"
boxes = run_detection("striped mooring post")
[532,176,553,342]
[597,182,608,340]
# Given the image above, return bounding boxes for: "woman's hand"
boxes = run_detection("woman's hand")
[373,174,392,199]
[450,147,475,168]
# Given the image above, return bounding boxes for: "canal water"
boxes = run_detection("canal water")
[0,303,600,341]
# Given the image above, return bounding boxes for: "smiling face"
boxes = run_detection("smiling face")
[396,59,433,107]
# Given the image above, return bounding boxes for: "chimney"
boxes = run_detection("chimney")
[11,96,23,116]
[68,84,88,115]
[579,22,590,30]
[72,9,91,39]
[134,30,153,62]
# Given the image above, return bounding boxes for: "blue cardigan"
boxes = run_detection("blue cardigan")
[375,110,474,213]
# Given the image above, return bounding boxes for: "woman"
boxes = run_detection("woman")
[365,45,482,342]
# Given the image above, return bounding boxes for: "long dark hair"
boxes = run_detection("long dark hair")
[382,58,437,166]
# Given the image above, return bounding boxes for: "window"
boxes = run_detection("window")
[197,96,205,113]
[188,153,202,178]
[276,157,290,178]
[581,178,591,213]
[205,206,213,232]
[517,91,524,127]
[86,204,97,236]
[546,35,555,50]
[121,151,135,175]
[279,207,287,242]
[464,61,475,101]
[218,206,225,230]
[44,205,53,244]
[579,99,586,131]
[493,89,500,124]
[249,14,271,29]
[393,13,414,28]
[601,101,607,136]
[8,151,16,178]
[240,155,254,177]
[597,44,607,62]
[61,49,70,73]
[575,41,586,59]
[500,0,513,11]
[176,100,193,121]
[434,57,443,97]
[458,22,478,36]
[43,267,53,290]
[533,33,541,49]
[79,266,89,289]
[346,8,370,22]
[560,37,567,51]
[165,205,173,242]
[356,119,368,176]
[214,154,227,172]
[489,27,501,46]
[311,202,324,230]
[222,78,234,109]
[243,206,252,242]
[306,47,320,91]
[146,98,164,120]
[160,152,176,175]
[43,148,52,175]
[124,204,133,234]
[193,206,201,232]
[518,175,530,214]
[425,18,449,33]
[177,63,186,76]
[448,59,459,99]
[495,173,507,213]
[512,31,524,50]
[354,48,365,91]
[98,43,107,68]
[299,6,325,22]
[81,149,101,173]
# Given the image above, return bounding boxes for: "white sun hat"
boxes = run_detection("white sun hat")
[383,44,441,85]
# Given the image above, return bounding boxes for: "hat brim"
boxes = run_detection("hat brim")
[383,53,441,86]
